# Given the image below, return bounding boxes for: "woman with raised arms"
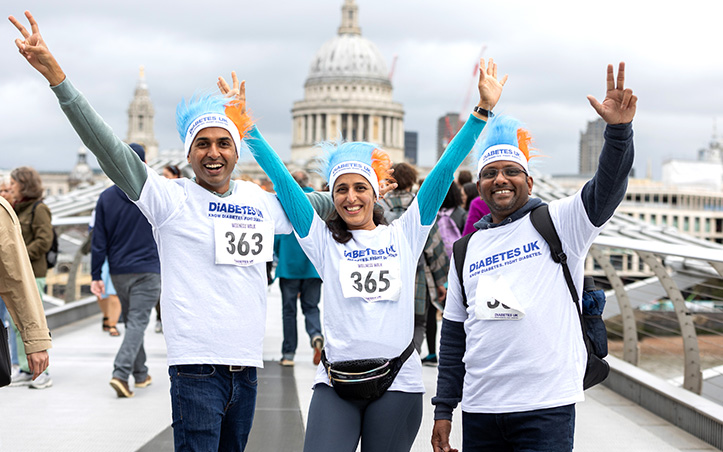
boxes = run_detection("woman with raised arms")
[220,59,506,452]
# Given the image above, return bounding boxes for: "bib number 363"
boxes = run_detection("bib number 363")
[214,218,273,267]
[339,260,401,302]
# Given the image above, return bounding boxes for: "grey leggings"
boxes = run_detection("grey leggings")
[303,384,423,452]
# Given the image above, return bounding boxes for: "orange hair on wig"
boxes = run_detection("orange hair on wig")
[371,148,393,184]
[224,101,254,139]
[516,128,535,161]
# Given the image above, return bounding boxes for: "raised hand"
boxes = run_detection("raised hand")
[477,57,508,113]
[218,71,245,100]
[9,11,65,86]
[217,71,247,116]
[587,62,637,125]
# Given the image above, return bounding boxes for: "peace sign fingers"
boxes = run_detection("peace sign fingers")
[8,10,66,86]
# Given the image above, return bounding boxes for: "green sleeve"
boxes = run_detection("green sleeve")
[51,79,147,201]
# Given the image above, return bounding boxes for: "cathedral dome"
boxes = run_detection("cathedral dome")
[291,0,404,166]
[306,34,390,86]
[304,0,390,87]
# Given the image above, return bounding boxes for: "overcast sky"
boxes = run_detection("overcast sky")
[2,0,723,180]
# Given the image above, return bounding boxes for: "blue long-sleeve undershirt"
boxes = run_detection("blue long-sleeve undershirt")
[417,115,485,225]
[245,115,485,236]
[245,127,315,237]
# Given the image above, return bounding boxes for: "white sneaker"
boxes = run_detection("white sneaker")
[29,372,53,389]
[10,370,32,386]
[155,320,163,334]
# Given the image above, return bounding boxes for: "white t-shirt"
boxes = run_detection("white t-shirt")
[298,197,431,393]
[444,192,602,413]
[135,168,292,367]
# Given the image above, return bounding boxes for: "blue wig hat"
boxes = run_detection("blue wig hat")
[175,93,252,157]
[474,115,535,176]
[316,140,392,198]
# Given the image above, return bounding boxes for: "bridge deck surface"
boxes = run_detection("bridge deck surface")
[0,283,718,451]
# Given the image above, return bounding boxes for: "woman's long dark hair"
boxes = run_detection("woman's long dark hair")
[463,181,479,211]
[441,182,463,209]
[326,205,388,244]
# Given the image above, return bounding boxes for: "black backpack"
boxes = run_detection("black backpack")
[31,201,59,270]
[452,204,609,390]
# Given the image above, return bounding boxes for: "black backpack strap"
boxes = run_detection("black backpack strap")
[30,200,40,224]
[29,200,45,239]
[529,205,590,346]
[452,231,475,309]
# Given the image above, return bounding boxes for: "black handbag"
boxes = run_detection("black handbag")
[0,326,12,387]
[322,341,415,400]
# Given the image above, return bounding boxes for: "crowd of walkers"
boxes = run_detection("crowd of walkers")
[8,9,637,452]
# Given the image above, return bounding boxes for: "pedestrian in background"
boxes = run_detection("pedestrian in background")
[8,166,53,389]
[90,143,161,398]
[0,195,51,383]
[0,175,20,371]
[462,181,491,235]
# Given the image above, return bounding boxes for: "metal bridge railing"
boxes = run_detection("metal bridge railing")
[591,235,723,402]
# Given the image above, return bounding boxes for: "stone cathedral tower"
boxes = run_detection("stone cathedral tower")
[291,0,405,164]
[126,66,158,162]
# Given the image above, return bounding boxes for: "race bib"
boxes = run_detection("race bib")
[214,218,273,267]
[339,259,401,303]
[474,274,525,320]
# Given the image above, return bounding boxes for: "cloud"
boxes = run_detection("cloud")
[2,0,723,182]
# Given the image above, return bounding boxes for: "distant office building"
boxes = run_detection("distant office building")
[437,113,462,159]
[661,129,723,192]
[291,0,404,165]
[579,118,606,175]
[404,131,418,165]
[126,66,158,162]
[662,159,722,192]
[619,183,723,244]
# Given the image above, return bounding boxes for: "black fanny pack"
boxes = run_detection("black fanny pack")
[321,341,415,401]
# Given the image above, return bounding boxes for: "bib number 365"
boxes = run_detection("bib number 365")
[340,260,401,302]
[350,270,391,293]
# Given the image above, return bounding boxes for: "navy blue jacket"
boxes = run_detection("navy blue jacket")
[91,185,160,280]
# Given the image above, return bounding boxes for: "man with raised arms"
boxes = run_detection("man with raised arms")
[9,10,336,452]
[431,63,637,452]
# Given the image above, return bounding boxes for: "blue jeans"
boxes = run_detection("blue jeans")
[0,297,18,366]
[110,273,161,382]
[462,404,576,452]
[280,278,322,360]
[169,365,258,452]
